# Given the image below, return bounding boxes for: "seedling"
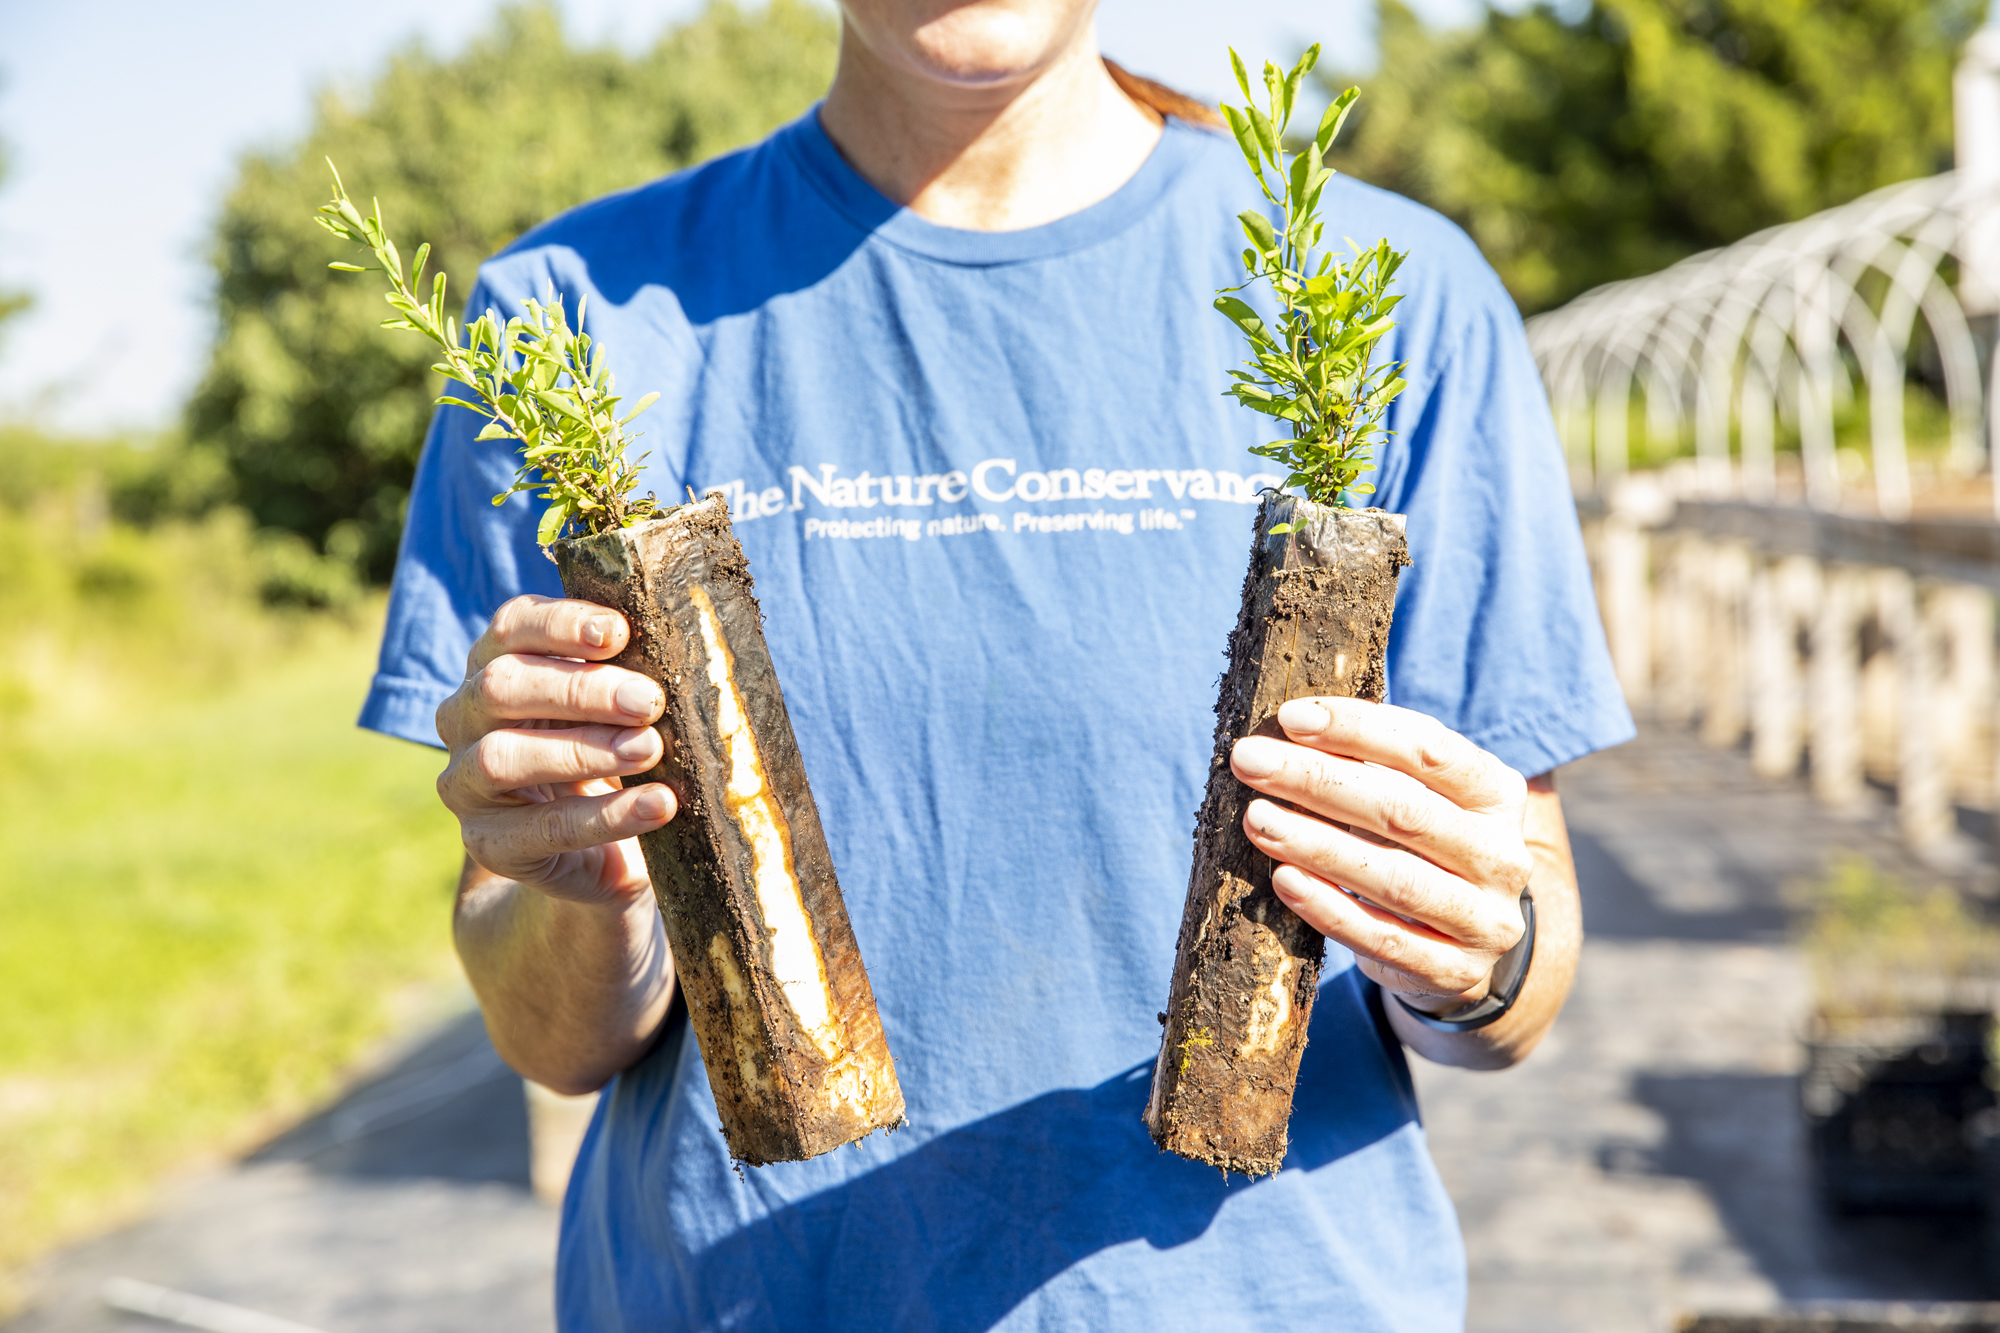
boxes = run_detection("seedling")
[1214,46,1407,518]
[315,166,903,1164]
[1147,53,1414,1177]
[314,164,662,545]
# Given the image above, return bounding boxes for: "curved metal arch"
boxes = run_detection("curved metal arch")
[1527,169,2000,516]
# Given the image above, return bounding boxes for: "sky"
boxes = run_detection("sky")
[0,0,1483,434]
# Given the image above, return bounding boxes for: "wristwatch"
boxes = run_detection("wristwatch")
[1392,888,1536,1033]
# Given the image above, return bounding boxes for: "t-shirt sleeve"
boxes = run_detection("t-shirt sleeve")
[1373,267,1635,779]
[357,282,564,748]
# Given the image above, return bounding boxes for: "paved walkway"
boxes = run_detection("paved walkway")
[1425,723,1999,1332]
[8,724,1998,1332]
[5,1014,556,1333]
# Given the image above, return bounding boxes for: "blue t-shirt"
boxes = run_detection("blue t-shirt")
[362,110,1632,1332]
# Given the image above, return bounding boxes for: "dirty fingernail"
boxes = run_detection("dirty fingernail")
[581,616,616,649]
[1278,699,1331,735]
[613,728,656,761]
[633,787,671,822]
[615,679,661,719]
[1232,737,1280,779]
[1245,800,1281,837]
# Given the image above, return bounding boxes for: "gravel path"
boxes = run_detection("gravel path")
[9,723,1997,1333]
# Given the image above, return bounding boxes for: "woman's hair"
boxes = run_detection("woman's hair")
[1103,58,1225,132]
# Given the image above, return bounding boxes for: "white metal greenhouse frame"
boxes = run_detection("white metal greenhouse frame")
[1525,171,2000,520]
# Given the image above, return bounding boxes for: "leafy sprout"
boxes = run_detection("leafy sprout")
[1217,46,1408,517]
[313,162,662,545]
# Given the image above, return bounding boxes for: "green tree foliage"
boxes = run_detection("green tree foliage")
[0,134,31,349]
[1327,0,1983,314]
[188,1,837,581]
[1215,49,1408,510]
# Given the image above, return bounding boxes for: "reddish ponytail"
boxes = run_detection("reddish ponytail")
[1103,58,1226,132]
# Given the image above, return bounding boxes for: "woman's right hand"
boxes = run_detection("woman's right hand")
[435,594,678,908]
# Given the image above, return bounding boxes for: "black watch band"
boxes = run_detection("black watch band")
[1392,888,1536,1033]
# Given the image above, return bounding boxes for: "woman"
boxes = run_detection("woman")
[362,1,1633,1327]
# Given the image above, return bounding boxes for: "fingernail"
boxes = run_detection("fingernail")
[581,617,615,649]
[613,728,656,761]
[1245,800,1281,837]
[1232,736,1280,779]
[633,787,670,822]
[1270,864,1304,904]
[1278,699,1331,736]
[616,679,662,719]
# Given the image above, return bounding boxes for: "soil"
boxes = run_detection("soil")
[1145,494,1409,1175]
[552,496,904,1164]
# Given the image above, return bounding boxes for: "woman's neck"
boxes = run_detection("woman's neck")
[817,18,1163,233]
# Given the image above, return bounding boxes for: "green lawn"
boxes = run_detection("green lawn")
[0,609,463,1306]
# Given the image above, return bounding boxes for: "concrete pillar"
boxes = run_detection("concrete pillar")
[1928,585,1996,808]
[1751,555,1821,780]
[525,1081,600,1206]
[1810,566,1866,807]
[1599,515,1652,706]
[1861,579,1901,786]
[1701,542,1752,749]
[1878,571,1955,849]
[1652,534,1705,726]
[1955,27,2000,316]
[1955,25,2000,509]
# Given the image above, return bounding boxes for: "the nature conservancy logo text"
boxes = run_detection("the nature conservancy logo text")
[704,459,1285,543]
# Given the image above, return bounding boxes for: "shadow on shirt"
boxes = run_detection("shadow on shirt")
[655,970,1422,1329]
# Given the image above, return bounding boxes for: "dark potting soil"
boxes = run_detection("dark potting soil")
[552,497,903,1165]
[1147,495,1409,1175]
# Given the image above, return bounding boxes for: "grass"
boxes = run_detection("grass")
[1605,381,1963,473]
[0,462,464,1310]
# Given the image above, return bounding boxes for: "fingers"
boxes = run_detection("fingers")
[468,594,632,671]
[460,783,677,888]
[1243,798,1524,954]
[434,595,675,900]
[441,724,666,807]
[1266,859,1499,999]
[1355,954,1491,1008]
[1273,698,1525,814]
[440,653,665,747]
[1232,735,1531,889]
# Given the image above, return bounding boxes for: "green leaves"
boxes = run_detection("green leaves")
[536,499,574,546]
[1213,295,1276,349]
[318,164,662,543]
[1216,53,1408,510]
[1321,0,1979,316]
[1237,210,1277,254]
[183,0,840,582]
[1315,87,1357,159]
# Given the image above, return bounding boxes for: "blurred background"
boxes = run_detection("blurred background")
[6,0,2000,1330]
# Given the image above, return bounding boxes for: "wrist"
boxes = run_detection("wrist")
[1393,887,1536,1034]
[465,843,656,916]
[1396,978,1492,1018]
[536,879,659,936]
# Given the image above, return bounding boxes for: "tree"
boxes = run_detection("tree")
[187,1,838,582]
[0,133,31,351]
[1327,0,1983,314]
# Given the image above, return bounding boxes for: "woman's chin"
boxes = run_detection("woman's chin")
[858,1,1094,90]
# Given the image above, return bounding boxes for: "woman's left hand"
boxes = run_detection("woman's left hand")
[1231,696,1534,1013]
